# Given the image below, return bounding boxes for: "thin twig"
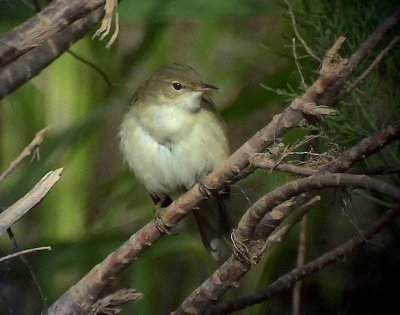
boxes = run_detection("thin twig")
[292,215,307,315]
[284,0,321,62]
[344,35,400,97]
[250,154,318,176]
[0,127,49,184]
[0,246,51,263]
[292,37,307,88]
[6,228,48,309]
[67,50,113,87]
[0,168,63,235]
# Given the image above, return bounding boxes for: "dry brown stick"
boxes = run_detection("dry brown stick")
[284,0,321,61]
[292,214,307,315]
[0,246,51,263]
[349,9,400,69]
[208,204,400,314]
[252,119,400,239]
[250,153,318,176]
[236,173,400,245]
[0,0,105,67]
[252,154,400,177]
[0,127,49,184]
[322,8,400,106]
[0,168,63,236]
[175,174,400,315]
[343,35,400,98]
[0,8,104,99]
[175,119,400,314]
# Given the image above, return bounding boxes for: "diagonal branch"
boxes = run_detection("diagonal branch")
[47,8,400,314]
[0,127,49,184]
[0,0,104,67]
[208,204,400,314]
[0,168,63,235]
[175,174,400,315]
[236,173,400,243]
[0,8,104,99]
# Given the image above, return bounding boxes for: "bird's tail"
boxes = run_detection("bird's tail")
[193,193,232,262]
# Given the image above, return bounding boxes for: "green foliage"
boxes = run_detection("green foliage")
[0,0,399,314]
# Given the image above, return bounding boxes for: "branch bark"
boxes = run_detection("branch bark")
[0,0,104,67]
[174,174,400,315]
[207,204,400,314]
[0,8,104,99]
[0,127,49,183]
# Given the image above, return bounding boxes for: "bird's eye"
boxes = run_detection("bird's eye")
[172,82,183,90]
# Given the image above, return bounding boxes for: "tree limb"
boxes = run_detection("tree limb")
[0,0,104,67]
[0,8,104,99]
[207,204,400,314]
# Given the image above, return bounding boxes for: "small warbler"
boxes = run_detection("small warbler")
[119,63,231,261]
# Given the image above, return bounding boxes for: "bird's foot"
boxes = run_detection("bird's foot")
[197,181,215,199]
[153,202,172,235]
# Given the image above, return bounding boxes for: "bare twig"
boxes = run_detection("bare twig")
[292,215,307,315]
[0,169,63,235]
[0,246,51,263]
[349,9,400,69]
[6,228,48,309]
[207,205,400,314]
[343,35,400,97]
[284,0,321,62]
[251,154,318,175]
[292,38,307,88]
[67,50,113,87]
[0,127,49,184]
[323,8,400,106]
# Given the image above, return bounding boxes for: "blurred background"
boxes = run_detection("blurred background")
[0,0,399,314]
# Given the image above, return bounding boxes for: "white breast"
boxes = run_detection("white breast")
[119,105,228,196]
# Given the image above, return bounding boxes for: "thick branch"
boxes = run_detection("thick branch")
[0,8,104,99]
[47,35,351,314]
[236,173,400,242]
[174,175,400,315]
[0,0,104,67]
[175,118,400,314]
[208,205,400,314]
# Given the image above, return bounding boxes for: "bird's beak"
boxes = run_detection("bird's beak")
[194,82,219,92]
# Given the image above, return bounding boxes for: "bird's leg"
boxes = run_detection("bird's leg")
[152,194,173,235]
[197,180,215,199]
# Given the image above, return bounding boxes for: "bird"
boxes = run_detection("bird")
[119,63,232,261]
